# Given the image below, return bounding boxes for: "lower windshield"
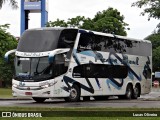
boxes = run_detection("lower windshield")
[15,57,52,81]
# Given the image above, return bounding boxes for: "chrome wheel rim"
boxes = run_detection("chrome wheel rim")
[70,88,77,99]
[134,87,138,97]
[127,88,131,98]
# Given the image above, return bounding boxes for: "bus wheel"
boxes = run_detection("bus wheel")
[125,84,133,99]
[132,85,140,99]
[32,97,46,103]
[66,84,80,102]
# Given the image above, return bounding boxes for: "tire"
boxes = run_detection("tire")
[125,84,133,99]
[132,85,140,99]
[32,97,46,103]
[64,84,80,102]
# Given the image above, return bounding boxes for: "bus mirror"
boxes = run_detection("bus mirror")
[4,49,16,63]
[48,48,70,63]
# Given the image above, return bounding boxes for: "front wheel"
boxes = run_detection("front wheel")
[64,84,80,102]
[32,97,46,103]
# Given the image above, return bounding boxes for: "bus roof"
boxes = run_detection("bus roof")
[24,27,151,44]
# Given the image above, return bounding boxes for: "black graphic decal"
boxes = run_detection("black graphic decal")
[63,76,94,93]
[143,56,151,79]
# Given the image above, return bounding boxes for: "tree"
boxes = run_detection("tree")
[145,32,160,71]
[47,19,68,27]
[146,33,160,49]
[89,8,129,36]
[67,16,85,28]
[132,0,160,71]
[47,7,129,36]
[132,0,160,20]
[153,46,160,71]
[0,24,17,87]
[0,0,18,9]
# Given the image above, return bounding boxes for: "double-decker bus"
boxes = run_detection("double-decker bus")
[5,27,152,102]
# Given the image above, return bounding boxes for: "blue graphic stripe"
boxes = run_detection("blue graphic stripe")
[79,51,96,58]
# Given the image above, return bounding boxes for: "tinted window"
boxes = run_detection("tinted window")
[73,64,128,78]
[17,29,78,52]
[58,29,78,48]
[17,30,61,52]
[52,53,68,77]
[77,33,151,56]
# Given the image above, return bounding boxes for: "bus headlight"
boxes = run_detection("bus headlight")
[40,84,49,88]
[12,83,19,88]
[40,82,54,88]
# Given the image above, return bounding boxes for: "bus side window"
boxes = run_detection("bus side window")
[52,53,68,77]
[72,64,128,79]
[58,29,78,49]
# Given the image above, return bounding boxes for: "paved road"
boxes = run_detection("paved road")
[0,91,160,108]
[0,99,160,108]
[1,88,160,108]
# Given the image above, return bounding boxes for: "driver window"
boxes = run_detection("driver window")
[52,53,69,77]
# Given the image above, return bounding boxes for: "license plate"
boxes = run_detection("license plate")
[25,92,32,95]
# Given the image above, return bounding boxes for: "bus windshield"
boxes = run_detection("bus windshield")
[17,29,78,52]
[15,57,52,81]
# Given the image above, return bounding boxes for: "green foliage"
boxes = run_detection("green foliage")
[0,24,17,87]
[132,0,160,38]
[132,0,160,20]
[47,19,68,27]
[153,46,160,71]
[90,8,129,36]
[146,33,160,49]
[0,0,18,9]
[47,8,129,36]
[133,0,160,71]
[146,32,160,71]
[67,16,85,28]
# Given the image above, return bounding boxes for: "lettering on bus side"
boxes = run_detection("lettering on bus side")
[122,55,139,65]
[94,52,139,65]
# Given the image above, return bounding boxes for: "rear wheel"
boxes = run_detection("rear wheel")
[119,84,133,100]
[32,97,46,103]
[64,84,80,102]
[125,84,133,99]
[132,85,140,99]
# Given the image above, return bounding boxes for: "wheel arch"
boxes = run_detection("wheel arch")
[72,81,81,96]
[127,82,133,90]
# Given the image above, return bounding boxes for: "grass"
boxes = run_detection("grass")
[0,88,12,98]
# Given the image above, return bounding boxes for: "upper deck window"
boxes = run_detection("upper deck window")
[77,33,151,56]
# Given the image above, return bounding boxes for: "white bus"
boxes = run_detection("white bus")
[5,28,152,102]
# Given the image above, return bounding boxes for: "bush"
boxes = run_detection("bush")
[0,24,17,87]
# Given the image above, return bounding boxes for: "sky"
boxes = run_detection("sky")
[0,0,159,39]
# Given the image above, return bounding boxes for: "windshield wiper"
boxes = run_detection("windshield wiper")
[34,58,52,75]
